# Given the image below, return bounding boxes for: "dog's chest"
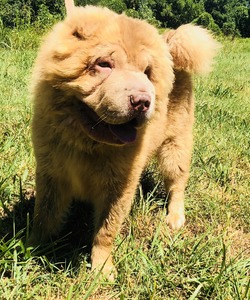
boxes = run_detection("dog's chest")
[61,151,116,201]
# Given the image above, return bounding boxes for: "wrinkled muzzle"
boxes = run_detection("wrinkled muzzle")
[79,69,156,145]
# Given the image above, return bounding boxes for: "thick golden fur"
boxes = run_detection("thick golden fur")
[29,0,219,279]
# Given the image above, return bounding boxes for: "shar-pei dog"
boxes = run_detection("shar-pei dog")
[28,0,219,279]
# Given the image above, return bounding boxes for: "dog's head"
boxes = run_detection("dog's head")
[33,2,173,145]
[32,1,219,146]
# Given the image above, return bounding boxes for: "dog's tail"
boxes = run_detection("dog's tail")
[164,24,221,75]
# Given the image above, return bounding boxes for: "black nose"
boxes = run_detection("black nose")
[129,94,151,112]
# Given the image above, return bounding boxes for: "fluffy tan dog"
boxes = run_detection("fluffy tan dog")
[29,0,219,278]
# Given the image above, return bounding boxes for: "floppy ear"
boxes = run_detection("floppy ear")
[65,0,75,15]
[164,24,220,74]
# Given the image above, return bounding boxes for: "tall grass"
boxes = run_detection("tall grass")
[0,30,249,299]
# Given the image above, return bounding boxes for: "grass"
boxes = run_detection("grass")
[0,29,249,299]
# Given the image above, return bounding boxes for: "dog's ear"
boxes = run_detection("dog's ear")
[65,0,75,15]
[163,24,221,74]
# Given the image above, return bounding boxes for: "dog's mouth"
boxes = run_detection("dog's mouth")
[76,101,139,145]
[108,121,137,143]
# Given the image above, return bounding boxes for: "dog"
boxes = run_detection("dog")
[29,0,219,279]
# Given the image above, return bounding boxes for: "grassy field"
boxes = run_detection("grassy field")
[0,29,249,299]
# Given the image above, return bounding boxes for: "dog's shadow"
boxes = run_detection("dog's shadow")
[0,170,166,272]
[0,189,94,271]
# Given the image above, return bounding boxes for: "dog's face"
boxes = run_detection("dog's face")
[34,6,174,145]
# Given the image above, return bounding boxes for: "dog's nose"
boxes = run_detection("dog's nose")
[129,94,151,112]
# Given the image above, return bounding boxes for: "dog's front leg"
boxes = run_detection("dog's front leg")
[90,188,136,280]
[28,172,72,247]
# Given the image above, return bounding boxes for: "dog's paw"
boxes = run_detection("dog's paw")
[102,264,117,282]
[166,212,185,230]
[91,261,117,282]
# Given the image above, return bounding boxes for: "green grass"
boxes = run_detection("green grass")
[0,32,249,299]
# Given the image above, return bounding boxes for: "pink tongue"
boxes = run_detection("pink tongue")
[109,123,137,143]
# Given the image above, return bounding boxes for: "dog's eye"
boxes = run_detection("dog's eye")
[97,61,112,69]
[144,66,152,79]
[73,31,82,40]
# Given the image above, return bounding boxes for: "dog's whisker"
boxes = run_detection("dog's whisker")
[91,114,108,130]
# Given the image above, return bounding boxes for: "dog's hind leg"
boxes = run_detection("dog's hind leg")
[157,71,194,230]
[157,134,193,230]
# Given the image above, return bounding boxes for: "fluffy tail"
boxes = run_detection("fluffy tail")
[164,24,221,74]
